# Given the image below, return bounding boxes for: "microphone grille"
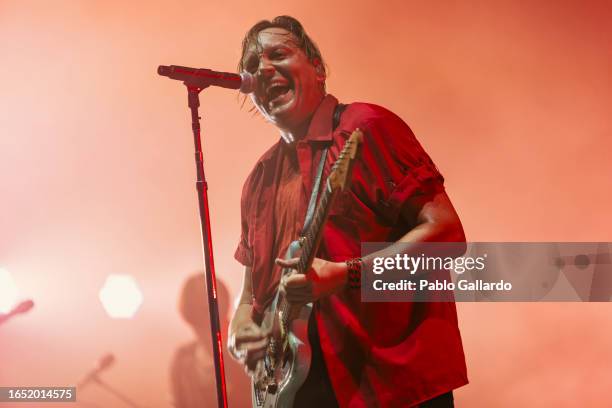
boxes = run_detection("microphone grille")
[97,353,115,370]
[14,299,35,314]
[239,72,257,94]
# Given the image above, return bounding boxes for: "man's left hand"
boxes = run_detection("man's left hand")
[275,257,348,304]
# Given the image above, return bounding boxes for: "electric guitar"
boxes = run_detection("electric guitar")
[251,129,363,408]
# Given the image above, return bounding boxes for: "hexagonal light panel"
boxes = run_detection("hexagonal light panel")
[0,267,20,314]
[98,274,143,319]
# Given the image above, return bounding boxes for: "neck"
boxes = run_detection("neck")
[278,93,326,145]
[279,120,310,144]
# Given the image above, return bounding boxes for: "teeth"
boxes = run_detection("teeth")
[268,87,290,104]
[268,86,288,100]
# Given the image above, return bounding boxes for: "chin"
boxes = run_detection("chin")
[267,96,315,132]
[268,105,300,128]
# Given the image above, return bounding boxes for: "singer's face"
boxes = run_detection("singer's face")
[242,28,325,132]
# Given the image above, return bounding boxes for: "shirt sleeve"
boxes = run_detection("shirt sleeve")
[360,107,445,224]
[234,175,254,267]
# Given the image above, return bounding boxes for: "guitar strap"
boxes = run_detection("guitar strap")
[301,147,327,235]
[300,103,346,235]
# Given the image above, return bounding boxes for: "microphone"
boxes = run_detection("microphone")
[157,65,256,93]
[0,299,35,326]
[78,353,116,388]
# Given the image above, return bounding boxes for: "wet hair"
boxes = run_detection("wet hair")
[238,15,327,80]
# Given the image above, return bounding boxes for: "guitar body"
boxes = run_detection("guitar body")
[252,240,314,408]
[252,301,313,408]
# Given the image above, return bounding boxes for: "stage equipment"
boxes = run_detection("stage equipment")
[158,65,256,93]
[157,64,238,408]
[0,299,34,326]
[78,353,145,408]
[98,275,143,319]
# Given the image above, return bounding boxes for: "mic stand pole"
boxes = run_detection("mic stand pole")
[184,84,228,408]
[91,377,144,408]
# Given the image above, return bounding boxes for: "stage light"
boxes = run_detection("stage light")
[0,268,20,314]
[98,275,143,319]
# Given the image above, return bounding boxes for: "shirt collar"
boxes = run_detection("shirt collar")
[257,94,339,169]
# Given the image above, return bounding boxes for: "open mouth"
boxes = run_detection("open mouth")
[266,82,293,110]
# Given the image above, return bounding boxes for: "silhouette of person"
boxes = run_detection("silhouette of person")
[170,273,250,407]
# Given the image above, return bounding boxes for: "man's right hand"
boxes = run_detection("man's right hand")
[228,321,270,373]
[228,267,270,374]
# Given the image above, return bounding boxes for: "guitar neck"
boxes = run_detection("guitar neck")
[296,181,336,274]
[275,129,362,356]
[277,183,335,330]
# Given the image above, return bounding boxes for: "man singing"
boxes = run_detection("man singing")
[228,16,468,407]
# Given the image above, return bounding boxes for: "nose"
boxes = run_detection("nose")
[257,57,275,79]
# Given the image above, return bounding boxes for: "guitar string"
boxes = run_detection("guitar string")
[267,139,355,368]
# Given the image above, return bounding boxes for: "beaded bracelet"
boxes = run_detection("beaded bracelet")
[345,257,362,289]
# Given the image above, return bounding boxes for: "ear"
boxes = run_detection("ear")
[313,58,326,82]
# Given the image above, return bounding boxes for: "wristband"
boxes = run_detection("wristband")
[345,257,362,289]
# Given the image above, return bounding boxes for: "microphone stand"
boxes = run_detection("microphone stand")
[90,377,144,408]
[183,84,228,408]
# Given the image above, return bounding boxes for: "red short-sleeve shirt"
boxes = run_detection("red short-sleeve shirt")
[235,95,468,407]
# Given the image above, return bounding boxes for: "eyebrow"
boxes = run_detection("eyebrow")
[252,42,295,56]
[242,42,296,68]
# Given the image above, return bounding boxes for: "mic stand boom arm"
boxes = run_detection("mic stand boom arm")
[185,84,229,408]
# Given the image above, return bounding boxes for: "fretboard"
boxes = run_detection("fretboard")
[296,181,337,274]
